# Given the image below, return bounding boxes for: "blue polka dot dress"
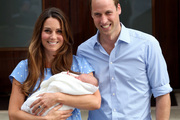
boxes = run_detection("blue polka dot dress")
[9,55,94,120]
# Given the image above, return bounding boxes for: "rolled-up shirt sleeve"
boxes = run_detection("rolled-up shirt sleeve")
[146,37,172,98]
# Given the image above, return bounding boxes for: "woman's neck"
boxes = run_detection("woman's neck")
[45,53,55,68]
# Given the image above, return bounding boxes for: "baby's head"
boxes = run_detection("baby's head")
[64,71,98,86]
[75,74,89,82]
[76,74,98,87]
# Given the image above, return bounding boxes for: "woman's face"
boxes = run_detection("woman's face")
[41,17,64,56]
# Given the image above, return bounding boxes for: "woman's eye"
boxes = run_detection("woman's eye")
[57,30,62,34]
[44,29,51,33]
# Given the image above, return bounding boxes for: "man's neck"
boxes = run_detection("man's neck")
[99,26,121,54]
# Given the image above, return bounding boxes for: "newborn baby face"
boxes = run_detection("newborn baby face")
[76,74,98,87]
[65,71,98,86]
[65,71,88,82]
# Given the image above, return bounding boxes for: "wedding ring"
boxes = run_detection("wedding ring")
[38,105,42,109]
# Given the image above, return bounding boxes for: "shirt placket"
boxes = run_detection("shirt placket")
[109,47,119,119]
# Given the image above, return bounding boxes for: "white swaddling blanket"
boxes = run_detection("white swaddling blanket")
[21,72,98,116]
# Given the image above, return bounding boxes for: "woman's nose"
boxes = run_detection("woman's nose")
[50,32,56,39]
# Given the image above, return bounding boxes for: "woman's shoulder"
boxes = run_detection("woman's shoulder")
[15,59,28,69]
[73,55,82,60]
[14,59,28,69]
[72,55,94,74]
[9,59,28,83]
[18,59,28,65]
[72,55,87,64]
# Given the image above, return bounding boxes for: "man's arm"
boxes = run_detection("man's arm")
[155,93,171,120]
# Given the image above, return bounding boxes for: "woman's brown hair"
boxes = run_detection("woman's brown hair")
[21,7,74,96]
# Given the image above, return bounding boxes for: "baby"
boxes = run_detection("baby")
[21,71,98,116]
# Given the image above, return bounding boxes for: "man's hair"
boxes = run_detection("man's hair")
[89,0,119,10]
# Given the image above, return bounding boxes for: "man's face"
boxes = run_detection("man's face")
[91,0,121,36]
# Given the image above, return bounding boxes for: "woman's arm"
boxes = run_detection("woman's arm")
[57,89,101,110]
[31,72,101,115]
[9,79,72,120]
[32,89,101,116]
[60,72,101,109]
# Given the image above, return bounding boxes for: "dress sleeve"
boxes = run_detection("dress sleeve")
[72,55,94,74]
[9,60,28,84]
[79,57,94,74]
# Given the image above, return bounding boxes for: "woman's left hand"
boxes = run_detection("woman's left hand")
[30,92,60,116]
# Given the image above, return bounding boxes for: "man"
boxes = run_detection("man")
[77,0,172,119]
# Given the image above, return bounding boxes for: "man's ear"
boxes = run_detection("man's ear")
[117,3,121,15]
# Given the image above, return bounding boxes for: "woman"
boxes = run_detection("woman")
[8,7,101,120]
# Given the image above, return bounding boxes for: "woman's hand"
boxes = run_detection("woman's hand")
[9,79,73,120]
[45,104,73,120]
[30,92,61,115]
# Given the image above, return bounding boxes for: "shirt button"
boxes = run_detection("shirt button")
[113,109,116,112]
[112,77,114,80]
[113,93,115,96]
[110,62,113,64]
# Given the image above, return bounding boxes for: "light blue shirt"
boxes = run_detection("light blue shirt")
[77,24,172,120]
[9,55,94,120]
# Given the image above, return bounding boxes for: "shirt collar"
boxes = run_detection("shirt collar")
[93,31,101,48]
[117,23,131,44]
[93,23,131,48]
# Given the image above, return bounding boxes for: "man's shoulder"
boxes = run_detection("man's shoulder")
[128,28,153,39]
[78,34,97,49]
[125,28,158,46]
